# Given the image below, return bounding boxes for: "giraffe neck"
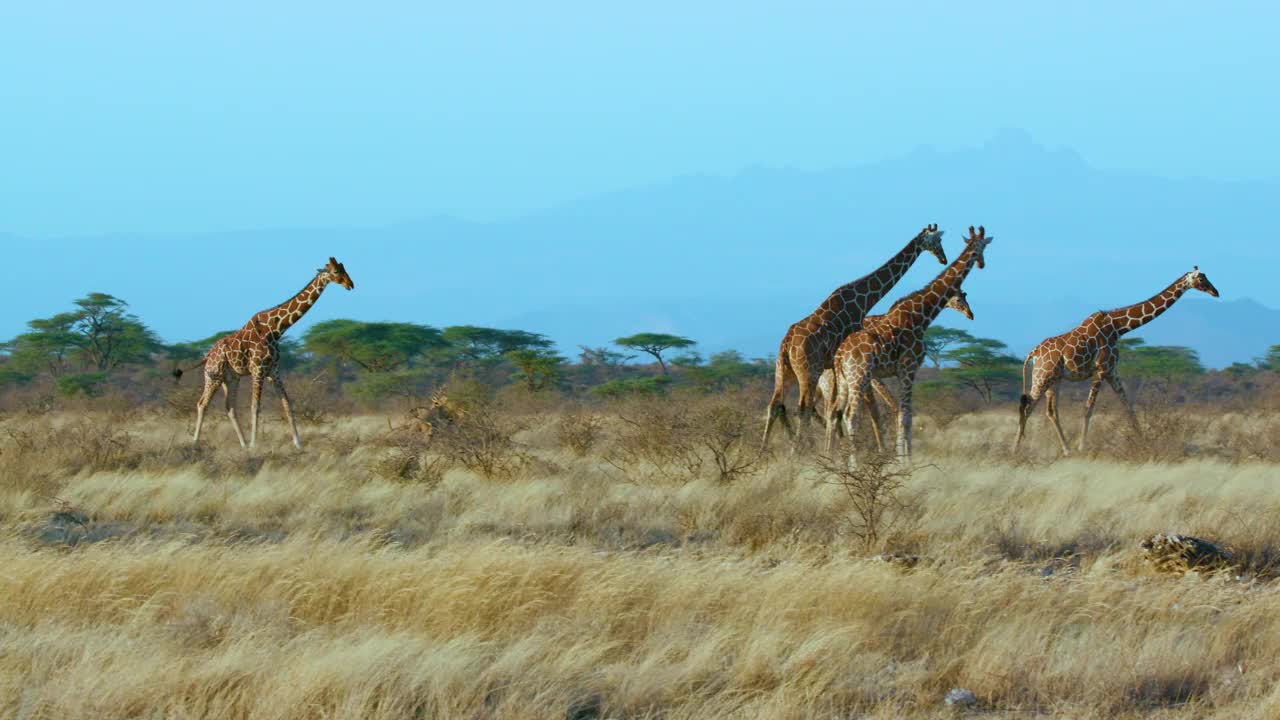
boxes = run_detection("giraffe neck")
[249,273,331,338]
[814,233,929,326]
[889,242,983,327]
[1104,277,1188,335]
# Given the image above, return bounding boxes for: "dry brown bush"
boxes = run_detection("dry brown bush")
[813,450,922,552]
[604,398,704,483]
[555,409,604,457]
[429,403,530,480]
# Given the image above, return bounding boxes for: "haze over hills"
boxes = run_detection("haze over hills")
[5,130,1277,368]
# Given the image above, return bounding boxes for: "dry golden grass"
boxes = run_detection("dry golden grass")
[3,404,1280,719]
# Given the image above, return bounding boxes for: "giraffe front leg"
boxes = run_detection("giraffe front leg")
[1079,377,1103,453]
[841,370,871,466]
[223,374,248,448]
[823,369,848,456]
[862,384,886,453]
[1045,387,1071,456]
[895,371,916,461]
[193,374,220,446]
[273,377,303,450]
[869,379,897,453]
[249,375,264,449]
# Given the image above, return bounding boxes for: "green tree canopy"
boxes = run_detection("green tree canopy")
[505,348,567,392]
[1118,338,1204,383]
[3,293,160,377]
[1261,345,1280,370]
[941,337,1023,402]
[613,333,695,375]
[922,327,976,369]
[678,350,771,391]
[303,320,446,372]
[441,326,553,363]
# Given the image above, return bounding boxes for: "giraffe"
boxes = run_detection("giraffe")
[176,257,355,449]
[1014,267,1219,455]
[816,296,974,452]
[762,224,947,449]
[826,226,992,458]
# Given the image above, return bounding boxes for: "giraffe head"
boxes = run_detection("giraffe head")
[945,289,974,320]
[917,223,947,265]
[1183,266,1219,298]
[320,257,356,290]
[964,226,994,269]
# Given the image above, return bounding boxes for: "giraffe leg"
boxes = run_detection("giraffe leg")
[1109,374,1142,437]
[895,371,917,460]
[273,376,303,450]
[223,374,248,448]
[870,379,897,452]
[791,367,819,454]
[762,355,796,449]
[1078,377,1103,452]
[841,370,871,464]
[192,373,220,446]
[862,384,885,453]
[1045,387,1071,456]
[1014,383,1046,452]
[249,374,264,449]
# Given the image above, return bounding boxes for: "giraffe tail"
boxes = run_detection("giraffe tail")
[1019,353,1034,414]
[172,355,208,382]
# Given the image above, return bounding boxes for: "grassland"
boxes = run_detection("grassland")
[2,398,1280,719]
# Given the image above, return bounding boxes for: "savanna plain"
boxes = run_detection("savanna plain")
[4,388,1280,719]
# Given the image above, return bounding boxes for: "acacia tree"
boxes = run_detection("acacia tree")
[3,293,160,378]
[441,326,553,364]
[613,333,695,375]
[941,337,1022,402]
[1117,338,1204,387]
[922,327,976,369]
[506,348,566,391]
[303,320,445,372]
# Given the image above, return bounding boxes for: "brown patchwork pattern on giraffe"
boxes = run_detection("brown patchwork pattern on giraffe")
[826,226,992,459]
[177,257,355,449]
[817,293,972,453]
[762,224,947,449]
[1014,267,1219,455]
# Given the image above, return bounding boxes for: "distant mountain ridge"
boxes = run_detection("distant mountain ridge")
[4,130,1277,368]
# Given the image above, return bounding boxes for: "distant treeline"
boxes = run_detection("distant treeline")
[2,292,1278,411]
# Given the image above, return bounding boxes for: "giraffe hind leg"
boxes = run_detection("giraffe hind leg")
[223,374,248,448]
[1079,378,1103,453]
[762,357,797,449]
[1015,382,1046,452]
[193,373,220,446]
[1045,387,1071,456]
[273,376,303,450]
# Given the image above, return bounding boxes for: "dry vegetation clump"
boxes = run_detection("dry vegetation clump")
[555,408,605,457]
[3,400,1280,718]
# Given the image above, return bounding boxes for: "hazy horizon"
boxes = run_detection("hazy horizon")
[3,3,1277,367]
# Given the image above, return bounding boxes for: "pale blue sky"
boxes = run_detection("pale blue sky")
[2,1,1277,237]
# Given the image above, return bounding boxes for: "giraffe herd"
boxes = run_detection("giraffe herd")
[177,234,1218,458]
[761,223,1218,460]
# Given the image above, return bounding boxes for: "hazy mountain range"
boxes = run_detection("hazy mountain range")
[5,129,1277,368]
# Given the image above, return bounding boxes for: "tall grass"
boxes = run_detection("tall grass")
[3,401,1279,718]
